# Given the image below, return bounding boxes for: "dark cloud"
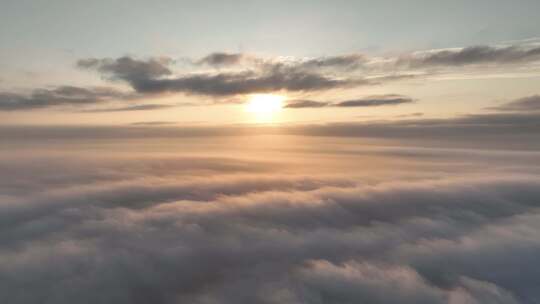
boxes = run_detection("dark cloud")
[197,52,245,66]
[138,70,363,96]
[197,53,366,71]
[284,100,329,108]
[488,95,540,112]
[0,86,132,111]
[77,56,173,82]
[79,56,370,96]
[402,45,540,67]
[334,95,414,107]
[284,94,414,108]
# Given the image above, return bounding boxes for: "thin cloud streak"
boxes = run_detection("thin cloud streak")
[401,45,540,67]
[488,95,540,112]
[81,104,175,113]
[285,95,414,108]
[0,86,134,111]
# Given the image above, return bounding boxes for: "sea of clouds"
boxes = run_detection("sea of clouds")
[1,127,540,304]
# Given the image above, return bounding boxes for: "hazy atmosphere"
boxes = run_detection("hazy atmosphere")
[1,1,540,303]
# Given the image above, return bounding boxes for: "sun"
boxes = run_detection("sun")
[245,94,285,114]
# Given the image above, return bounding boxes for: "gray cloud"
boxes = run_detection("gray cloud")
[334,95,414,107]
[0,86,133,111]
[138,70,363,96]
[197,52,245,66]
[285,94,414,108]
[284,100,329,108]
[77,56,174,82]
[2,107,540,149]
[0,147,539,303]
[2,100,540,151]
[197,53,366,71]
[488,95,540,112]
[79,56,370,96]
[130,121,177,126]
[396,112,424,118]
[2,120,540,303]
[402,45,540,67]
[81,104,175,113]
[6,43,538,112]
[296,54,366,70]
[290,111,540,142]
[295,261,519,304]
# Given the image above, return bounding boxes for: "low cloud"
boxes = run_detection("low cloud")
[396,112,424,118]
[4,42,540,112]
[285,94,414,108]
[0,86,133,111]
[401,45,540,67]
[334,95,414,107]
[0,142,539,303]
[290,112,540,147]
[2,108,540,303]
[284,100,329,108]
[130,121,177,126]
[488,95,540,112]
[295,54,366,70]
[2,101,540,146]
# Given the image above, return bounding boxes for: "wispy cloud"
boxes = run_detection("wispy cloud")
[487,95,540,112]
[400,45,540,67]
[81,104,175,113]
[0,86,134,111]
[130,121,177,126]
[285,94,414,108]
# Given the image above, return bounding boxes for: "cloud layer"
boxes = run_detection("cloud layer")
[78,56,368,96]
[1,130,540,303]
[2,41,540,111]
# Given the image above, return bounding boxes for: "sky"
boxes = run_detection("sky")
[2,0,540,125]
[2,1,540,304]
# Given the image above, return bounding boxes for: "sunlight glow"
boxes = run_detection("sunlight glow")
[244,94,286,123]
[245,94,285,114]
